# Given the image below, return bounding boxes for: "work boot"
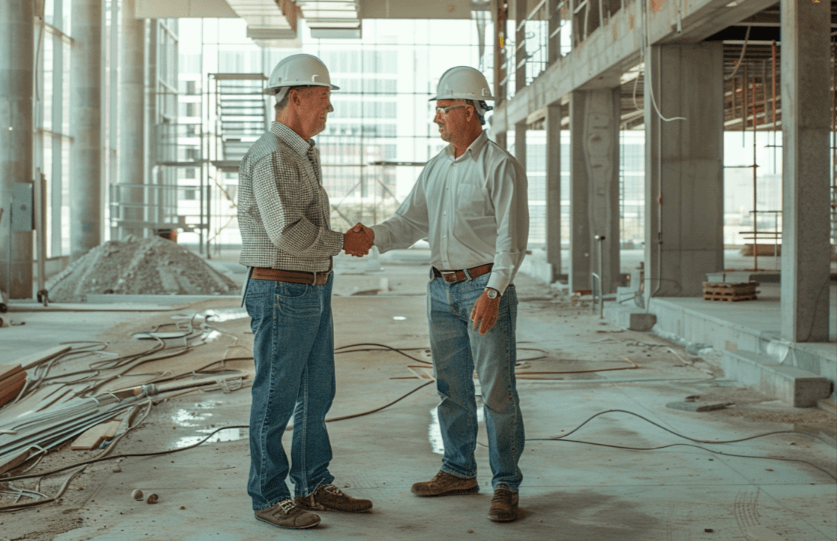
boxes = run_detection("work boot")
[487,484,519,522]
[295,483,373,513]
[254,499,320,529]
[411,470,479,497]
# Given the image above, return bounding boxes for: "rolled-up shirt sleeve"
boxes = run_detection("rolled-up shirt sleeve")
[370,169,430,253]
[252,154,343,257]
[486,158,528,295]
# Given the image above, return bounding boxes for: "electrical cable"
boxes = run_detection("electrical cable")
[462,409,837,481]
[529,438,837,482]
[1,379,435,487]
[725,26,751,82]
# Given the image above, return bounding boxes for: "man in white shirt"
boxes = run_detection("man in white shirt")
[354,66,529,522]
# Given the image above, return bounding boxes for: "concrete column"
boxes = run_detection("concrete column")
[118,0,146,238]
[514,0,526,93]
[492,0,507,150]
[514,121,527,169]
[547,0,559,65]
[70,0,103,261]
[644,43,724,303]
[545,103,561,282]
[780,0,831,342]
[569,89,620,293]
[145,19,158,225]
[0,0,34,298]
[50,0,65,259]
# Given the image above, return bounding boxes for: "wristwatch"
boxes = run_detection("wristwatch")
[485,288,500,299]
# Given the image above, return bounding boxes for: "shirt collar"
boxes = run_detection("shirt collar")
[445,131,488,162]
[271,121,315,157]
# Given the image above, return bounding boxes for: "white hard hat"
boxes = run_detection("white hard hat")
[429,66,494,102]
[266,54,339,101]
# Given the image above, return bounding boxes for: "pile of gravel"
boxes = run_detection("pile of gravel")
[48,236,239,302]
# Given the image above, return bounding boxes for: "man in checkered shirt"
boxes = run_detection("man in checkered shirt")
[238,54,374,531]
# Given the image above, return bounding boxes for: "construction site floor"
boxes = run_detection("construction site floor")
[1,251,835,541]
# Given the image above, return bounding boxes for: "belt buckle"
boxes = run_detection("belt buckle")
[440,270,458,283]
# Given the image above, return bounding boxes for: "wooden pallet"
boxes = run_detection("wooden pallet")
[704,292,758,302]
[702,282,759,302]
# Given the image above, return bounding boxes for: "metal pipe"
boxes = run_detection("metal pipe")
[34,170,47,306]
[752,75,758,271]
[771,41,777,127]
[595,234,605,318]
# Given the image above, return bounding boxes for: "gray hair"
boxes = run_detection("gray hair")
[274,85,316,115]
[467,100,493,126]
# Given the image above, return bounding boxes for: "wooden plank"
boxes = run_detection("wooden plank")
[0,368,25,390]
[15,346,71,371]
[0,449,32,477]
[0,375,26,407]
[0,363,22,382]
[70,419,122,450]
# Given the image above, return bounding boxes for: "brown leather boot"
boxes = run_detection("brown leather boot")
[411,470,479,497]
[295,483,373,513]
[254,499,321,529]
[487,485,519,522]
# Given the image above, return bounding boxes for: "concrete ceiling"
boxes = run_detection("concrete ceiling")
[134,0,491,44]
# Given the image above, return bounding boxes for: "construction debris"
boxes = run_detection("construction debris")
[0,311,253,512]
[47,236,239,302]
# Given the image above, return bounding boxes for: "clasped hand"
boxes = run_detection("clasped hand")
[343,223,374,256]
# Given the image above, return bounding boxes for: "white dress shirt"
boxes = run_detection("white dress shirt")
[371,131,529,294]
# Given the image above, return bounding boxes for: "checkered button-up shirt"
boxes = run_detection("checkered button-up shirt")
[238,121,343,272]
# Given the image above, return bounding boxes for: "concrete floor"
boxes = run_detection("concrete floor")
[1,250,835,540]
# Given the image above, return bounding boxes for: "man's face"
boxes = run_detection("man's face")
[296,87,333,137]
[434,99,469,143]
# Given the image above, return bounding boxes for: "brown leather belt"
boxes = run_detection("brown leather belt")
[251,267,330,286]
[432,263,493,284]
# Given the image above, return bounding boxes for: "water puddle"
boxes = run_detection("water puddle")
[200,329,222,343]
[201,308,250,322]
[175,427,246,448]
[171,401,246,448]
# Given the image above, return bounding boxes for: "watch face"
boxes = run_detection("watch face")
[487,289,498,299]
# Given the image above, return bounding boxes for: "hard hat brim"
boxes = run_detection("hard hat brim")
[264,83,339,95]
[428,94,494,101]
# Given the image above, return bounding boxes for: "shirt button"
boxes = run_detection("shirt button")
[443,211,447,216]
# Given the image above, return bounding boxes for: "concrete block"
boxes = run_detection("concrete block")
[629,313,657,332]
[722,350,833,407]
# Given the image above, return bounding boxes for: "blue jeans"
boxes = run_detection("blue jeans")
[427,273,524,492]
[244,274,336,510]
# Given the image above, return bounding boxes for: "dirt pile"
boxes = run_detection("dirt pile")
[49,236,239,302]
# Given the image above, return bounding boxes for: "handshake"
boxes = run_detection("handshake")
[342,223,374,257]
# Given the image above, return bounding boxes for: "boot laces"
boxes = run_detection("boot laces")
[277,499,296,514]
[322,484,344,497]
